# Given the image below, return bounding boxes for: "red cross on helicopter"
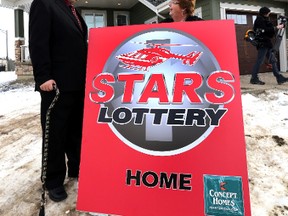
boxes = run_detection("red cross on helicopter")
[115,42,203,71]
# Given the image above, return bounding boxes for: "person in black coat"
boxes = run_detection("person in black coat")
[161,0,202,23]
[250,6,288,85]
[29,0,88,202]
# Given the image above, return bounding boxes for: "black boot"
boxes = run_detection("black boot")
[250,77,265,85]
[277,75,288,85]
[48,186,67,202]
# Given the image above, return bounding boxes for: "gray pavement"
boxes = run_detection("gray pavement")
[240,72,288,94]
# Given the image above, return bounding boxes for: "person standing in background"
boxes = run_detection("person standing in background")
[29,0,88,202]
[250,6,288,85]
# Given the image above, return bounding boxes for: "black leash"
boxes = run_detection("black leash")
[39,85,60,216]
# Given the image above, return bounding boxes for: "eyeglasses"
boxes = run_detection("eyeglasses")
[170,1,180,4]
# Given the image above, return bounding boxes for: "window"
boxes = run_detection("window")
[252,15,257,24]
[114,11,129,26]
[82,10,107,31]
[226,14,247,24]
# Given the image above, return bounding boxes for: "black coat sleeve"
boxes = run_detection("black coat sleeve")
[29,0,52,90]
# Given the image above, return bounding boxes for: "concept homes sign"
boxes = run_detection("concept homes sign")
[77,20,251,216]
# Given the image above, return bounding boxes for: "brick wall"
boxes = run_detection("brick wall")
[15,39,33,76]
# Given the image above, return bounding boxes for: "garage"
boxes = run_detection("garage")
[218,2,287,75]
[226,10,279,75]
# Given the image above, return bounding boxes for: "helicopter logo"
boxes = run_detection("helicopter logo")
[115,42,203,71]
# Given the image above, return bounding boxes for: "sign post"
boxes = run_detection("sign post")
[77,20,251,216]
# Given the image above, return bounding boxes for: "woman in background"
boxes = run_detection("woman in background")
[161,0,202,22]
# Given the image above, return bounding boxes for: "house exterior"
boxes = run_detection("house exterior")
[196,0,288,75]
[0,0,287,76]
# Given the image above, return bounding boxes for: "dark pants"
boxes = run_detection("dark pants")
[40,90,84,189]
[251,47,281,80]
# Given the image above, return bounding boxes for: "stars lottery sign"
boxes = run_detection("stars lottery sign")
[77,20,251,216]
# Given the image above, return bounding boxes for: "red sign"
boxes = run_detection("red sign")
[77,20,251,216]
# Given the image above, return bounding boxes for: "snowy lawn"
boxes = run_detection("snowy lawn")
[0,72,288,216]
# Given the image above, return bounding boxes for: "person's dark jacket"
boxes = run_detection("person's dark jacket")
[29,0,88,92]
[253,15,276,48]
[161,15,203,23]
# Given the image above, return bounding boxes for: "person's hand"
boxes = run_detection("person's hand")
[276,24,284,29]
[40,79,56,91]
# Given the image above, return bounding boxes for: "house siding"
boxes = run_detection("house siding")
[130,2,156,25]
[12,0,288,76]
[196,0,212,20]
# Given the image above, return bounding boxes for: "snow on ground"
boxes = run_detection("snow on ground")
[0,72,288,216]
[0,71,17,84]
[242,91,288,216]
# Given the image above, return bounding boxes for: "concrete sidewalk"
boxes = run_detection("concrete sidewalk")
[240,72,288,94]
